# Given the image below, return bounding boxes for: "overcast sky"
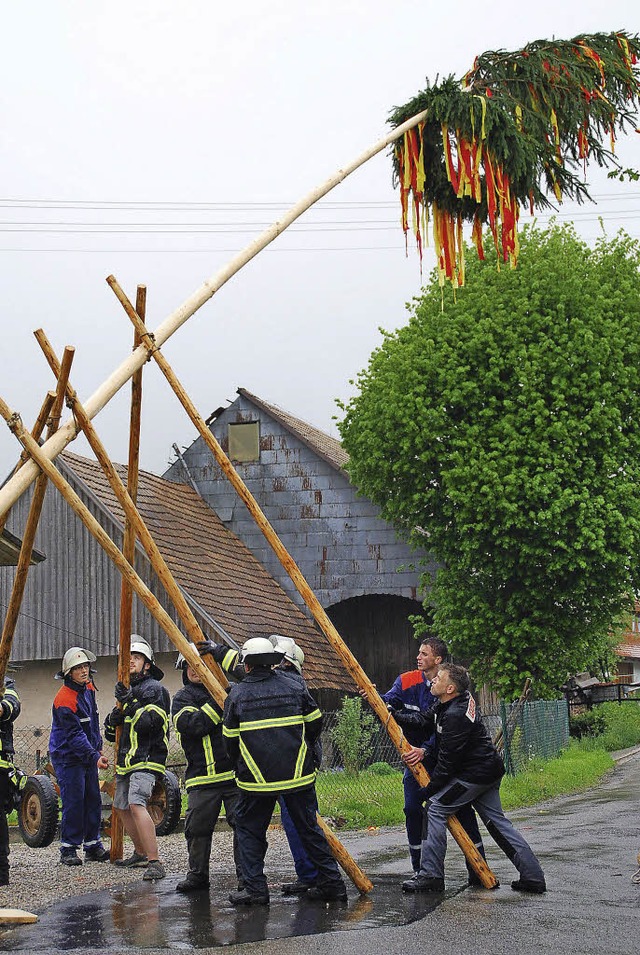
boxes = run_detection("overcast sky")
[1,1,639,481]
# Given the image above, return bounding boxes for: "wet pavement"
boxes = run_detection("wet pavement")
[2,752,640,954]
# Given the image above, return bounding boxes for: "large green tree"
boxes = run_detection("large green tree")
[339,224,640,698]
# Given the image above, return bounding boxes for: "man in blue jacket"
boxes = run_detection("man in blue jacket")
[49,647,109,866]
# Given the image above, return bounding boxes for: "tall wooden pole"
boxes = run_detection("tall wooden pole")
[0,109,431,516]
[0,352,74,684]
[0,391,56,537]
[107,280,498,889]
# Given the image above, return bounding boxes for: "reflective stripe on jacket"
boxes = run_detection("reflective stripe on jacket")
[223,668,322,793]
[105,674,170,776]
[0,678,20,770]
[172,681,235,790]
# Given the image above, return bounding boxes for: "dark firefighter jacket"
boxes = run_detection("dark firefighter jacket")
[223,667,322,793]
[171,680,235,790]
[49,678,102,766]
[0,678,20,770]
[104,673,170,776]
[420,691,505,800]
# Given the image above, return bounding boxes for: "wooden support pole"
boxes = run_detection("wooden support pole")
[32,329,229,692]
[316,814,373,894]
[0,108,430,516]
[0,352,74,684]
[107,280,498,889]
[0,396,228,709]
[0,391,56,537]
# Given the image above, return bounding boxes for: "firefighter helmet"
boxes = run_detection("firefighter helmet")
[56,647,96,680]
[130,636,164,680]
[273,637,305,674]
[239,637,285,667]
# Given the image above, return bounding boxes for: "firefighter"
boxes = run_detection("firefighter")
[0,672,21,885]
[223,637,347,905]
[271,636,322,896]
[171,652,242,893]
[104,637,170,882]
[49,647,110,866]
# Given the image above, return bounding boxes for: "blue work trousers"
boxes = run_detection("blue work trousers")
[420,777,545,883]
[51,758,102,853]
[278,794,319,884]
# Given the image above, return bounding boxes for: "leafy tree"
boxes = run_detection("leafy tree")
[338,224,640,698]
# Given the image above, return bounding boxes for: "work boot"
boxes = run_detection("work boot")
[176,875,210,893]
[306,882,348,902]
[229,888,270,906]
[85,845,110,862]
[0,872,9,886]
[114,851,148,868]
[281,878,315,895]
[511,878,546,894]
[401,873,445,893]
[60,851,82,867]
[143,860,166,881]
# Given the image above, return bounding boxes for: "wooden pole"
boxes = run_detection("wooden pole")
[107,281,498,889]
[316,813,373,894]
[0,109,430,516]
[0,392,56,537]
[32,329,229,692]
[0,396,228,709]
[0,352,74,684]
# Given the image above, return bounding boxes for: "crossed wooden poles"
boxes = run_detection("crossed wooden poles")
[0,107,498,890]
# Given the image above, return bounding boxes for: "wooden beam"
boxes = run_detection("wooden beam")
[107,280,498,889]
[0,109,430,516]
[0,391,56,537]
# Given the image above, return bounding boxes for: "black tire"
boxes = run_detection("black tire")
[18,775,59,848]
[147,770,181,836]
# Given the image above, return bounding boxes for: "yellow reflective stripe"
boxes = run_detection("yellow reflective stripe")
[116,761,165,775]
[239,738,265,784]
[125,706,168,769]
[125,713,139,769]
[222,649,238,672]
[202,703,221,725]
[303,709,322,723]
[236,772,317,792]
[202,734,215,777]
[294,740,308,780]
[0,757,12,769]
[186,770,235,789]
[173,705,198,735]
[223,725,240,738]
[239,715,304,731]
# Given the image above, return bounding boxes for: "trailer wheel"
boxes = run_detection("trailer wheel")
[18,775,59,848]
[147,770,181,836]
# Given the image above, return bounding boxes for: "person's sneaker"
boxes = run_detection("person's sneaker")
[85,846,110,862]
[401,873,445,893]
[229,888,270,906]
[143,860,166,881]
[306,883,348,902]
[176,876,210,893]
[60,852,82,867]
[114,851,148,868]
[511,878,546,894]
[281,878,315,895]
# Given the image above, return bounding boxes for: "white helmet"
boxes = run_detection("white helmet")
[273,637,305,674]
[130,635,164,680]
[240,637,285,667]
[57,647,96,680]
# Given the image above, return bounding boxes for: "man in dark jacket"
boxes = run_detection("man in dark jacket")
[104,637,170,882]
[402,663,546,895]
[171,653,242,893]
[0,674,21,885]
[222,637,347,906]
[49,647,110,866]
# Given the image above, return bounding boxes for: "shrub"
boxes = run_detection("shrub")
[329,696,376,774]
[569,709,607,740]
[363,761,396,776]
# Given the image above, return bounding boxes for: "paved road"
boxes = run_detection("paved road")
[3,752,640,954]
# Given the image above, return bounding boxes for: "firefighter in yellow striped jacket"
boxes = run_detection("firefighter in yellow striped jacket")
[222,637,347,906]
[171,653,242,893]
[1,676,21,886]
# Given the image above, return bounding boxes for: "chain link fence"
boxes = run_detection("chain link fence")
[12,698,569,793]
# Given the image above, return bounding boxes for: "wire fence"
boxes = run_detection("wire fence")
[11,698,569,787]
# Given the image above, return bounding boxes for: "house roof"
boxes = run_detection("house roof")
[61,451,350,691]
[617,638,640,660]
[237,388,349,473]
[0,527,46,567]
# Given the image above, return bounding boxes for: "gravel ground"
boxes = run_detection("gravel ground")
[0,825,295,914]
